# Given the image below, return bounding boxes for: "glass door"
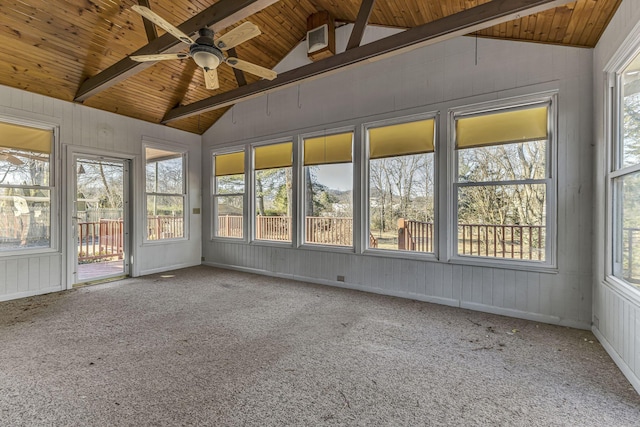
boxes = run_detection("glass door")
[73,156,129,283]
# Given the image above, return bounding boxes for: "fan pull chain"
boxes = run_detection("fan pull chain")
[297,85,302,109]
[266,93,271,116]
[232,106,237,124]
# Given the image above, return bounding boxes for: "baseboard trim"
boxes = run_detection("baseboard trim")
[202,262,588,328]
[593,327,640,395]
[139,261,201,276]
[0,285,64,302]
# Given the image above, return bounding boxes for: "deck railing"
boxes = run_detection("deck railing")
[398,218,434,252]
[458,223,545,260]
[78,219,124,263]
[218,214,243,238]
[305,217,352,246]
[147,215,184,240]
[255,215,291,241]
[623,227,640,284]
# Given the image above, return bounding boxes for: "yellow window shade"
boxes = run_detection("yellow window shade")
[0,122,52,154]
[304,132,353,166]
[456,106,548,149]
[215,151,245,176]
[254,142,292,170]
[369,118,435,160]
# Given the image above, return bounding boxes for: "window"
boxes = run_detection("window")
[213,151,245,239]
[611,50,640,288]
[366,116,436,253]
[145,146,185,241]
[453,100,553,263]
[0,121,53,252]
[253,141,293,242]
[302,131,353,247]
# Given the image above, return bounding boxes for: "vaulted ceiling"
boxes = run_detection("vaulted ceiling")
[0,0,622,134]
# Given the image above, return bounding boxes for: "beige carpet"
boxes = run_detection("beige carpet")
[1,266,638,426]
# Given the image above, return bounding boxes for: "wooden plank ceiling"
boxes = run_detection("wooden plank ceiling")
[0,0,622,134]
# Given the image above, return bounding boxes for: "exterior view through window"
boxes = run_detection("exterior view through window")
[367,117,436,252]
[454,103,551,262]
[145,147,185,240]
[303,132,353,247]
[214,151,244,239]
[254,141,293,242]
[0,121,53,252]
[613,50,640,287]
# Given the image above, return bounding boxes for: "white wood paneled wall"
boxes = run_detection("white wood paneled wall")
[0,85,202,302]
[202,30,595,329]
[592,0,640,394]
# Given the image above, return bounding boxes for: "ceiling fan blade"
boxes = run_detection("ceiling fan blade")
[215,22,261,50]
[129,53,189,62]
[131,5,194,44]
[203,68,219,90]
[0,153,24,165]
[225,58,277,80]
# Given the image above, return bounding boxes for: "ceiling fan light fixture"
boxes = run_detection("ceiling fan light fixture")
[190,44,224,70]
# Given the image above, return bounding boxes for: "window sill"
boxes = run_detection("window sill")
[0,247,59,259]
[363,248,438,261]
[211,236,248,244]
[603,276,640,306]
[448,255,558,273]
[298,243,355,254]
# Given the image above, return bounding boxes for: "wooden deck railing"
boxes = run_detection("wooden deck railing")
[255,215,291,241]
[398,218,433,252]
[458,223,545,260]
[147,215,184,240]
[77,219,123,263]
[305,217,352,246]
[217,214,243,238]
[623,227,640,284]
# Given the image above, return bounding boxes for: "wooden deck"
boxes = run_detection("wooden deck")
[77,259,125,283]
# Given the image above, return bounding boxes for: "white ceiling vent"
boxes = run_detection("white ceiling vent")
[307,24,328,54]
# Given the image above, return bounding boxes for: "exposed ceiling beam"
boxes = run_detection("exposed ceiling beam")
[74,0,280,102]
[138,0,158,42]
[163,0,573,123]
[227,48,248,87]
[346,0,376,51]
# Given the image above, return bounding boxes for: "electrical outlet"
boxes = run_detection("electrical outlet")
[337,275,345,282]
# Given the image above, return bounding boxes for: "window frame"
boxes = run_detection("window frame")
[299,126,356,251]
[142,141,188,244]
[449,92,558,270]
[605,33,640,299]
[211,147,248,242]
[250,137,296,246]
[0,116,58,256]
[362,111,439,260]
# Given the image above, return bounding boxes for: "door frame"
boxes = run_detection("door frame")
[63,146,137,289]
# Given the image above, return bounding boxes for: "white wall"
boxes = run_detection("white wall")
[202,27,595,329]
[592,0,640,393]
[0,85,202,301]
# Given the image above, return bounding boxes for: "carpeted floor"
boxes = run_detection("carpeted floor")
[1,266,639,426]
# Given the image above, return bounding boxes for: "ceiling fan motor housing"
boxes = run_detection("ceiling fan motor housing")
[190,28,224,70]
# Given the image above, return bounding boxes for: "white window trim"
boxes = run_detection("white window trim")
[211,146,248,243]
[448,92,558,270]
[603,22,640,297]
[0,115,59,257]
[250,136,296,246]
[362,111,439,259]
[298,126,356,251]
[142,140,188,244]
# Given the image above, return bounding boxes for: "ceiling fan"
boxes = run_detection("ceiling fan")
[129,5,277,90]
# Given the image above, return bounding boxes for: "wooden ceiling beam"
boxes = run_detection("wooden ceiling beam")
[346,0,377,50]
[138,0,158,42]
[74,0,280,102]
[227,48,248,87]
[162,0,574,123]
